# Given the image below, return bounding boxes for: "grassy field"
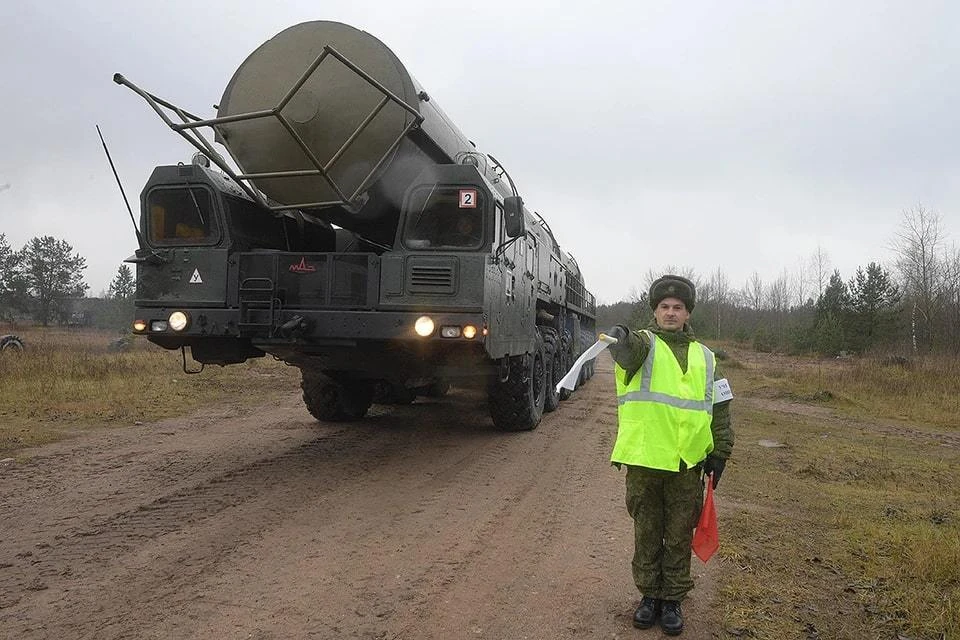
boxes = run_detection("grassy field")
[0,327,299,454]
[717,346,959,640]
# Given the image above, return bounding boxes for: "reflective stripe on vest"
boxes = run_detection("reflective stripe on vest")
[617,331,716,411]
[611,330,716,471]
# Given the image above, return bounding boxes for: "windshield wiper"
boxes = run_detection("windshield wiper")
[186,185,205,226]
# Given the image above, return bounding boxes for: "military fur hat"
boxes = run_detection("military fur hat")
[649,274,696,311]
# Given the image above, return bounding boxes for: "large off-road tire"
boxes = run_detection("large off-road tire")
[541,328,561,413]
[558,330,575,401]
[393,386,417,404]
[372,381,417,405]
[488,332,546,431]
[0,335,24,353]
[300,371,373,422]
[422,380,451,398]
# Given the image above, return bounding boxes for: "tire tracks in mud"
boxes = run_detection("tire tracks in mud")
[739,396,960,449]
[1,419,398,635]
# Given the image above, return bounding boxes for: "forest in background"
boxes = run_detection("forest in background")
[597,205,960,357]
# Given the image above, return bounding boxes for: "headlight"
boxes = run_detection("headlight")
[150,320,168,332]
[440,326,461,338]
[168,311,189,332]
[414,316,435,337]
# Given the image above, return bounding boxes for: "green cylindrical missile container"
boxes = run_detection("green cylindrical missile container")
[216,21,482,241]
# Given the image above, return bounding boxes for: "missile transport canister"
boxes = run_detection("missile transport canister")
[217,22,478,239]
[118,20,597,431]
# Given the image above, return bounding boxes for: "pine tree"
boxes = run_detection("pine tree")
[0,234,26,320]
[848,262,901,352]
[814,270,851,354]
[107,264,136,299]
[20,236,88,325]
[816,270,850,318]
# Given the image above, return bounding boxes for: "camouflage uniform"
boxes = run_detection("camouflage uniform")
[610,323,734,601]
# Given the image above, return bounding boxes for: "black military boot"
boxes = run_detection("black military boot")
[632,596,660,629]
[659,600,683,635]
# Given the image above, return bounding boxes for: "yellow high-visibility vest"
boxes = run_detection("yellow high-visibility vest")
[611,330,716,471]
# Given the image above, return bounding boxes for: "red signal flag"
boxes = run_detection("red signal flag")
[692,473,719,563]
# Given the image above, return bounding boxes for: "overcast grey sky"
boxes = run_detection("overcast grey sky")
[1,0,957,304]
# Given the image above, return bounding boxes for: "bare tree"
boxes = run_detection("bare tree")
[709,267,730,339]
[767,270,791,345]
[808,245,832,301]
[742,271,764,311]
[890,204,944,352]
[793,258,809,307]
[766,270,791,312]
[643,265,701,294]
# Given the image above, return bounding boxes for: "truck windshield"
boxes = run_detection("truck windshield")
[403,185,484,250]
[147,187,220,246]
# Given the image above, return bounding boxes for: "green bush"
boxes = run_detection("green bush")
[753,327,776,353]
[733,326,751,345]
[787,325,816,355]
[814,314,846,356]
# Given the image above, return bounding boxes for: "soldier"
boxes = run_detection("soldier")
[442,213,479,247]
[604,274,734,636]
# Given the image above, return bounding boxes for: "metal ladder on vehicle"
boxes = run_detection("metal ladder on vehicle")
[238,277,278,332]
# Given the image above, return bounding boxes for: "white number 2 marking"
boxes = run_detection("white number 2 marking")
[459,189,477,208]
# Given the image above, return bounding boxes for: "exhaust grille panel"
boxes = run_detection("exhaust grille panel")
[407,260,457,294]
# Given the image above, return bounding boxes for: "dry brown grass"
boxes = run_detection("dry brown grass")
[717,343,960,640]
[723,347,960,429]
[0,327,299,453]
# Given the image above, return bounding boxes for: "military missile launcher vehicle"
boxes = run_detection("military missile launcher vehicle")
[116,20,596,431]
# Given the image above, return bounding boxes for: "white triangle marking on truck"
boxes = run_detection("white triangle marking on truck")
[189,269,203,284]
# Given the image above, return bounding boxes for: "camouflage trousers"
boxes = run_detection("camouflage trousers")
[625,464,704,601]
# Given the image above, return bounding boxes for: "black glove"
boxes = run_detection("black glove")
[605,325,634,373]
[604,325,629,343]
[703,455,726,489]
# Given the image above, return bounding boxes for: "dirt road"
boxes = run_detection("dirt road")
[0,354,718,639]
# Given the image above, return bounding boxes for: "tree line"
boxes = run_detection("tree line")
[597,205,960,356]
[0,234,133,326]
[4,204,957,353]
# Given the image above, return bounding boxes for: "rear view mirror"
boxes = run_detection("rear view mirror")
[503,196,524,238]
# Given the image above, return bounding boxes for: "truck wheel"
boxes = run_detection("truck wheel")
[0,335,24,353]
[301,371,373,422]
[390,384,417,405]
[541,328,560,413]
[558,333,575,400]
[373,381,417,405]
[421,380,450,397]
[488,332,546,431]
